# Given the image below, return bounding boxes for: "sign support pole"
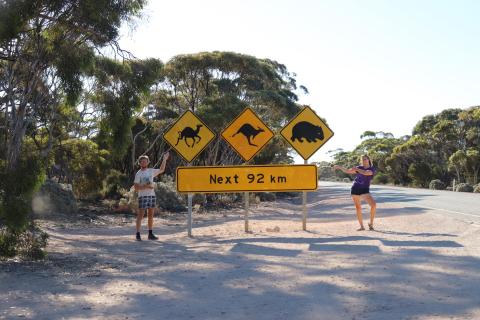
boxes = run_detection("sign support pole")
[244,191,249,233]
[187,163,193,237]
[302,159,308,231]
[244,160,250,233]
[187,193,193,237]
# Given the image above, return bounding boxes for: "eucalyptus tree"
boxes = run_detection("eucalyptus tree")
[0,0,148,231]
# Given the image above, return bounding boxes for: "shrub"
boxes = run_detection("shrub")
[373,173,389,185]
[0,224,48,260]
[0,230,17,258]
[155,175,186,212]
[0,154,45,232]
[257,192,276,202]
[53,139,109,198]
[473,184,480,193]
[343,178,351,183]
[429,179,446,190]
[455,183,473,192]
[102,170,131,199]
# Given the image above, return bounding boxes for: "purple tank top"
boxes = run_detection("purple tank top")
[352,166,376,188]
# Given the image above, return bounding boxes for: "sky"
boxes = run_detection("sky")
[119,0,480,163]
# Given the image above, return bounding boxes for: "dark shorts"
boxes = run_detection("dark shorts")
[351,185,370,196]
[138,196,156,209]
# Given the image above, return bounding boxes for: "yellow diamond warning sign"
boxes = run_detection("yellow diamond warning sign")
[163,110,216,163]
[280,106,334,160]
[221,107,274,162]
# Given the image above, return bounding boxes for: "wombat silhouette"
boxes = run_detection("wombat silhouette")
[291,121,324,143]
[232,123,264,147]
[176,124,202,148]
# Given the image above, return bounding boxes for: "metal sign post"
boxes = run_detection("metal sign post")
[302,159,308,230]
[244,191,249,233]
[187,162,194,237]
[187,192,193,237]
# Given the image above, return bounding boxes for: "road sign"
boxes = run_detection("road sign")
[176,164,318,193]
[221,107,274,162]
[280,106,334,160]
[163,110,216,163]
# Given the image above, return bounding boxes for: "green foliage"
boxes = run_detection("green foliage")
[429,179,446,190]
[0,224,49,260]
[372,172,389,185]
[317,161,335,181]
[94,57,164,159]
[408,162,432,187]
[154,176,186,212]
[0,230,17,258]
[0,153,45,232]
[102,170,131,199]
[53,139,109,198]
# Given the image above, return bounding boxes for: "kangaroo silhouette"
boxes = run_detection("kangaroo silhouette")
[291,121,324,143]
[176,124,202,148]
[232,123,264,147]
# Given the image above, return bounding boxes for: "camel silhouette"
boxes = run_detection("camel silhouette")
[232,123,264,147]
[176,124,202,148]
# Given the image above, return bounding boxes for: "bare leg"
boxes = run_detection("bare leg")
[136,209,144,232]
[363,194,377,229]
[147,208,155,230]
[351,195,364,230]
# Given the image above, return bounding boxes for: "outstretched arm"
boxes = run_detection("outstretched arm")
[333,165,357,175]
[354,168,374,176]
[153,151,170,177]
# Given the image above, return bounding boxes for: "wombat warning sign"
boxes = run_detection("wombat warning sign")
[280,106,334,160]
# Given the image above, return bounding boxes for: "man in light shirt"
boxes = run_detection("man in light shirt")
[133,152,170,241]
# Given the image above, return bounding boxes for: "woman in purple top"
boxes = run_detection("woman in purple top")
[333,155,377,231]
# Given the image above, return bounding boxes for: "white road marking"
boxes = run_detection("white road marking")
[412,204,480,218]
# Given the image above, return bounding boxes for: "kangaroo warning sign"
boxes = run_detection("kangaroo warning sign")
[163,110,216,163]
[221,107,274,162]
[176,164,318,193]
[280,106,334,160]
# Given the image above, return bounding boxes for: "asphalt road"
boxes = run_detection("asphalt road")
[319,181,480,220]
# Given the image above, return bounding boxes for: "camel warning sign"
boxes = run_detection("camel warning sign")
[221,107,274,162]
[163,110,216,163]
[280,106,334,160]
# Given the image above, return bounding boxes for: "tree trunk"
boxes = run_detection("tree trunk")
[6,103,27,171]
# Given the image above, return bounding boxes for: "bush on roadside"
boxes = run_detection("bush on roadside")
[455,183,473,193]
[429,179,446,190]
[102,170,131,199]
[0,223,49,260]
[372,173,389,185]
[155,175,186,212]
[473,184,480,193]
[257,192,276,202]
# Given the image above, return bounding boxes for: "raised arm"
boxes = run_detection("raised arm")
[153,151,170,177]
[333,165,357,175]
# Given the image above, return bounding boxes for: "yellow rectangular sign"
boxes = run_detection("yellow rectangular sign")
[176,165,318,193]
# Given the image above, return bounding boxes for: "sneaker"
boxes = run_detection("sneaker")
[136,232,142,241]
[148,233,158,240]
